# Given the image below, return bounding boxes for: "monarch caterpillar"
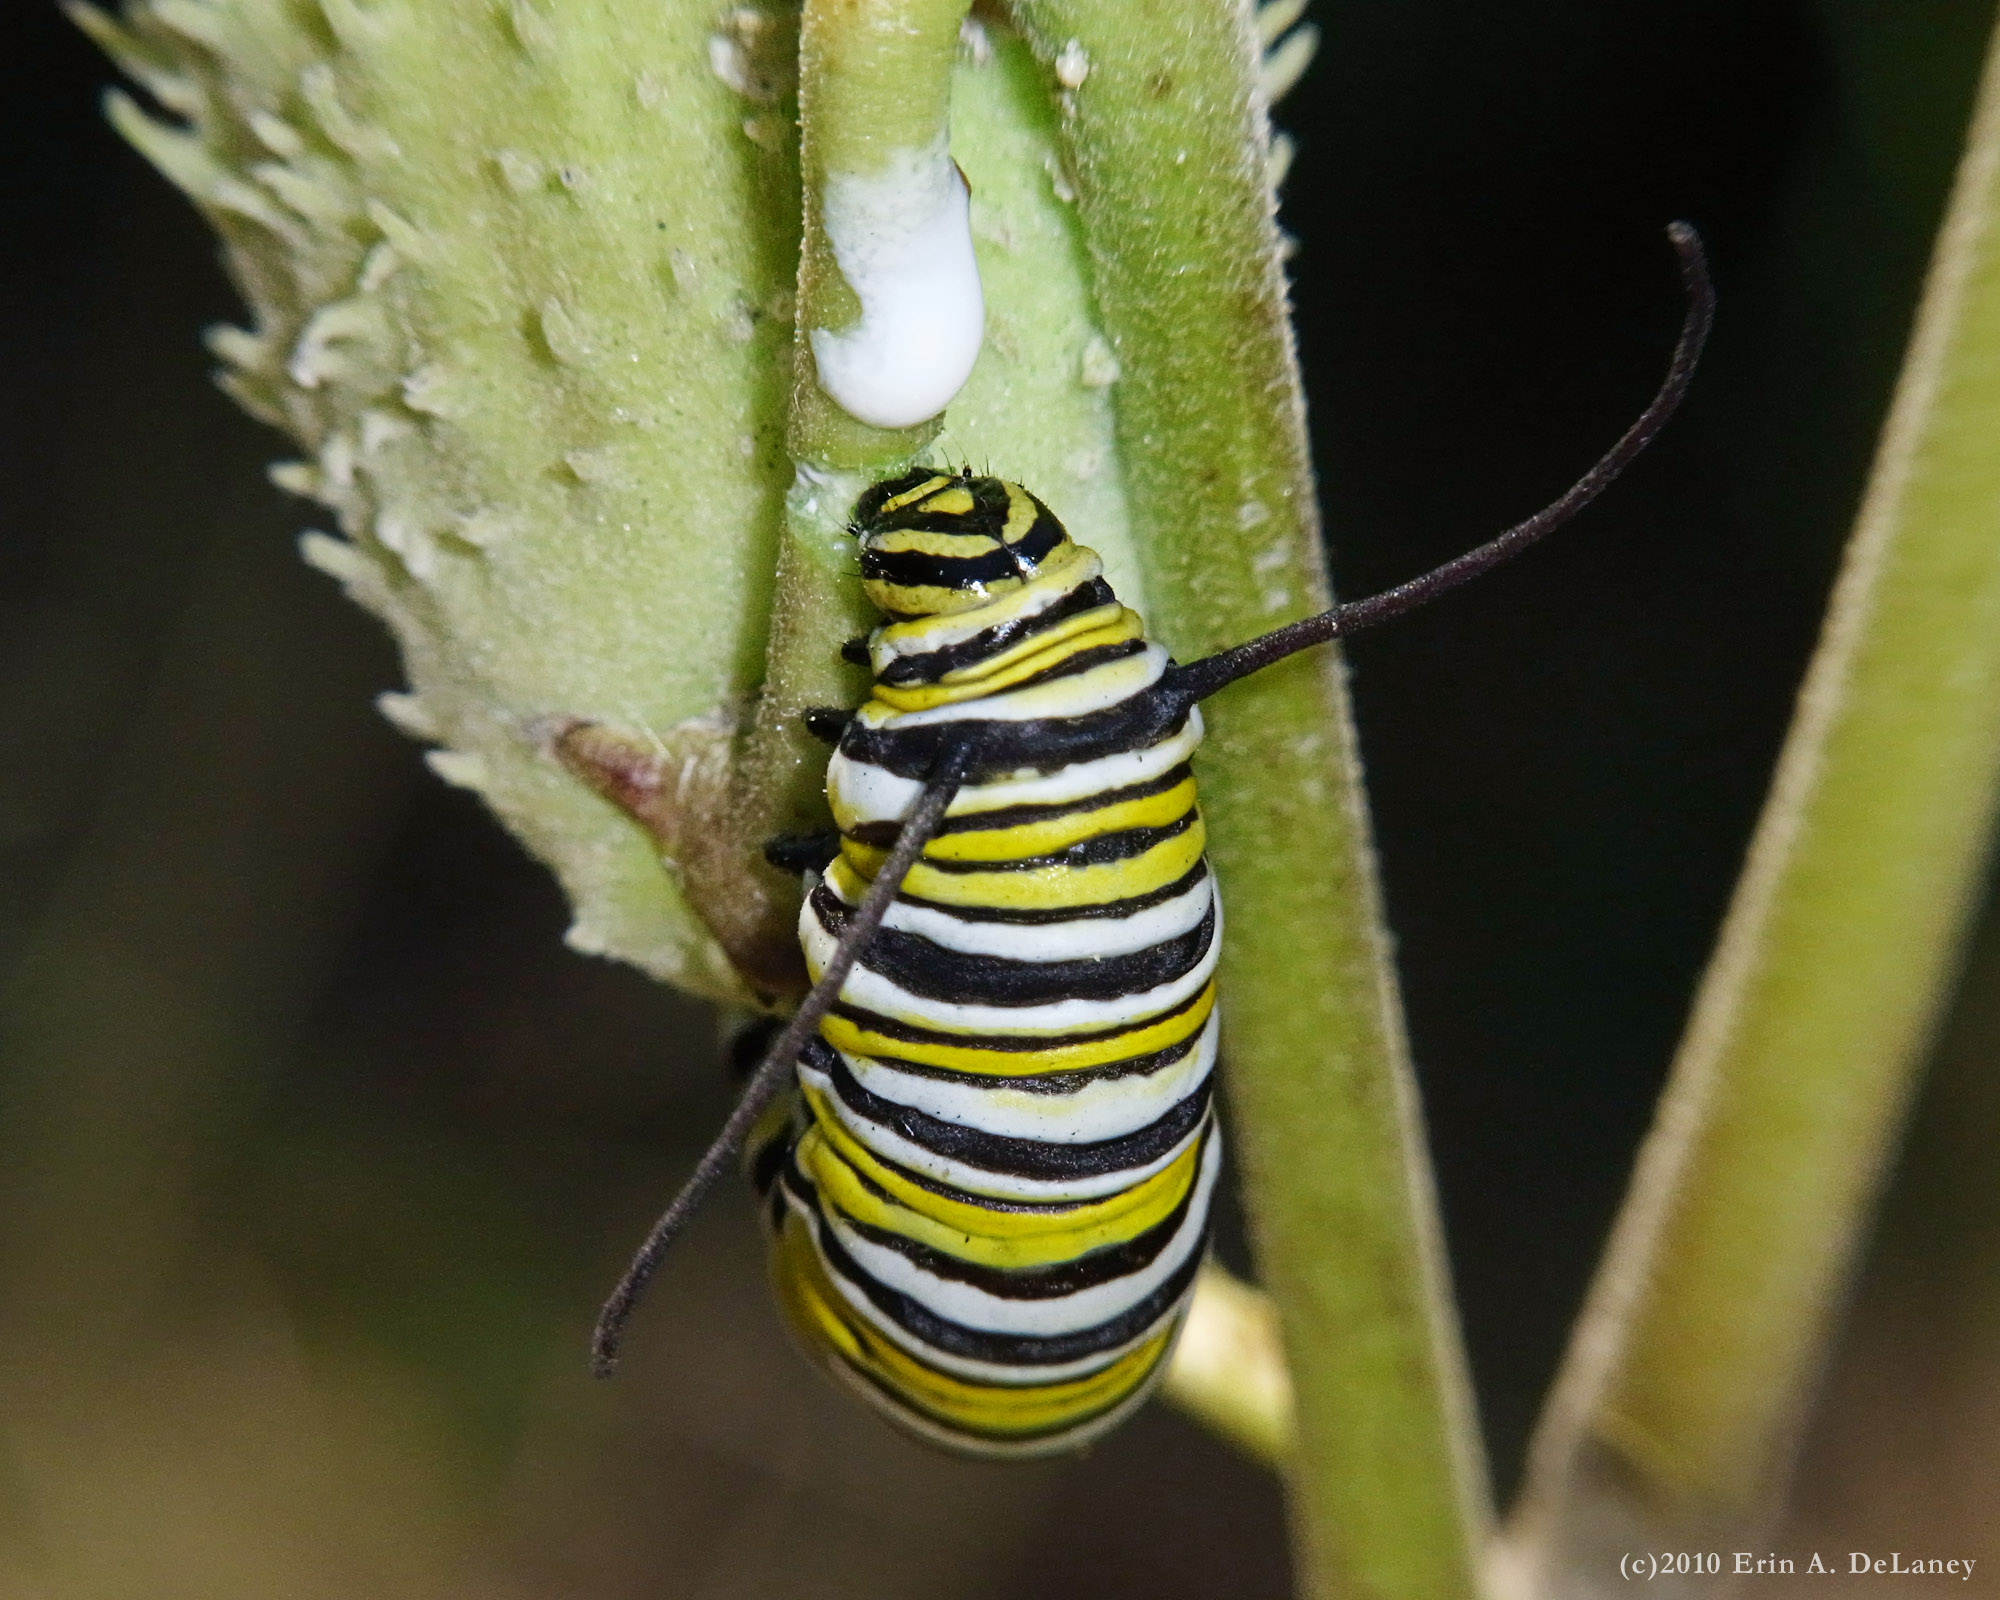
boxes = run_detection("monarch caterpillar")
[591,224,1713,1456]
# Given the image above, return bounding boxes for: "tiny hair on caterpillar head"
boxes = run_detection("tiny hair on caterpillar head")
[589,223,1713,1456]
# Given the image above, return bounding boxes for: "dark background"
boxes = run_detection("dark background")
[4,2,1996,1595]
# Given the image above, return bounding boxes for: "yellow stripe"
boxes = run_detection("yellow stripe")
[840,812,1206,911]
[774,1217,870,1367]
[793,1092,1203,1258]
[872,542,1094,655]
[772,1220,1176,1440]
[876,602,1128,700]
[870,527,999,560]
[821,853,874,903]
[914,484,976,516]
[868,611,1145,713]
[1001,482,1040,543]
[941,606,1140,684]
[865,575,1027,618]
[819,980,1216,1076]
[858,1322,1173,1438]
[875,474,952,514]
[901,646,1162,725]
[921,778,1196,863]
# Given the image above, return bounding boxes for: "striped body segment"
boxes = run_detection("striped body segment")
[761,470,1221,1456]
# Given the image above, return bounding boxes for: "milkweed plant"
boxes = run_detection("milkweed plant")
[77,0,2000,1596]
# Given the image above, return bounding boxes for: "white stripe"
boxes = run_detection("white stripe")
[826,708,1204,830]
[822,1130,1220,1336]
[804,906,1221,1037]
[854,643,1165,729]
[819,1345,1175,1458]
[815,866,1212,962]
[783,1190,1191,1387]
[800,1061,1206,1202]
[829,1068,1210,1167]
[881,875,1212,960]
[868,552,1103,670]
[843,1011,1219,1143]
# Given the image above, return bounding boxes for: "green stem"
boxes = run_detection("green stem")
[733,0,974,983]
[788,0,967,466]
[1505,15,2000,1584]
[1164,1263,1296,1467]
[1005,3,1488,1595]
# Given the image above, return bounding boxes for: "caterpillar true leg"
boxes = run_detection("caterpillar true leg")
[763,829,843,876]
[802,707,855,745]
[591,736,980,1377]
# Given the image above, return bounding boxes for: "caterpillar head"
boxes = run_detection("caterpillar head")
[851,469,1073,618]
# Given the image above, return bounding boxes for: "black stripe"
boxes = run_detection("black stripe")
[844,764,1191,848]
[836,1355,1144,1441]
[821,893,1216,1006]
[862,541,1025,592]
[801,1109,1129,1216]
[834,1031,1210,1096]
[934,762,1193,837]
[860,478,1064,548]
[894,860,1211,927]
[816,1044,1213,1181]
[851,468,960,525]
[838,1154,1203,1299]
[853,471,1014,536]
[1008,512,1072,568]
[877,578,1117,686]
[1005,504,1064,548]
[858,483,1066,588]
[876,508,1006,535]
[1005,511,1064,566]
[914,811,1197,877]
[828,978,1211,1057]
[838,682,1195,781]
[788,1163,1210,1366]
[842,1370,1146,1446]
[977,637,1149,697]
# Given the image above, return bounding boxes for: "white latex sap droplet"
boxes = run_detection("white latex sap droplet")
[1054,39,1090,89]
[1079,334,1121,388]
[810,142,984,430]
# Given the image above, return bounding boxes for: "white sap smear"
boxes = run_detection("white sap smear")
[810,141,984,430]
[1054,38,1090,89]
